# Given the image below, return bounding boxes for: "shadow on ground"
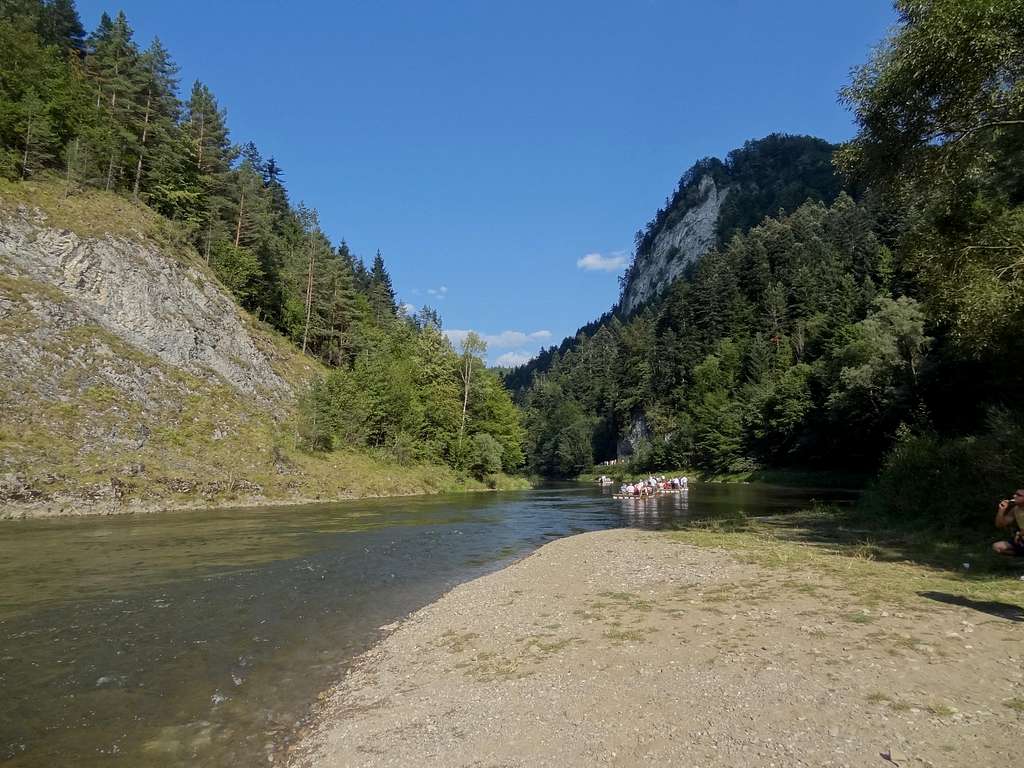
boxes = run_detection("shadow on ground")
[917,591,1024,622]
[681,505,1024,587]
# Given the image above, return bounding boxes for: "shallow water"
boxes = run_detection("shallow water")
[0,482,855,767]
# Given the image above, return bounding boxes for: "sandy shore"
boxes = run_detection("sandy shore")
[288,529,1022,768]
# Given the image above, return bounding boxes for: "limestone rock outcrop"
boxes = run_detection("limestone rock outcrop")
[620,175,729,315]
[0,206,286,398]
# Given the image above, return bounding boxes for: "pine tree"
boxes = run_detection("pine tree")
[85,11,142,191]
[15,87,57,178]
[185,81,235,259]
[131,37,180,202]
[369,250,397,322]
[39,0,84,52]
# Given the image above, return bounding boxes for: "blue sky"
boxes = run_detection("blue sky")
[79,0,896,365]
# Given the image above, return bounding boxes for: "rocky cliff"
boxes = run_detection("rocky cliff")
[1,206,288,400]
[0,182,467,517]
[617,134,841,316]
[619,174,729,315]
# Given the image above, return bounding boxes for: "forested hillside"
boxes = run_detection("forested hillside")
[514,0,1023,524]
[504,134,844,396]
[0,0,525,509]
[620,134,842,314]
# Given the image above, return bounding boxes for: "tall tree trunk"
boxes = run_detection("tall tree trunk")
[458,357,472,455]
[110,59,118,110]
[196,113,205,171]
[21,117,33,180]
[132,92,151,202]
[105,146,116,191]
[234,188,245,247]
[117,142,127,183]
[64,137,78,198]
[302,243,316,354]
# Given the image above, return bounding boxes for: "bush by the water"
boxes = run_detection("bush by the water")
[870,410,1024,532]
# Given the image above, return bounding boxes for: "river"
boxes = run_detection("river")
[0,482,855,767]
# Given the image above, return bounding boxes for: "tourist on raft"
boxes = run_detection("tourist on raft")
[993,488,1024,556]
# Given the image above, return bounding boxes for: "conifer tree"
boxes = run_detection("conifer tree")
[185,81,235,259]
[131,37,179,201]
[15,88,57,178]
[369,250,397,322]
[85,11,141,190]
[39,0,84,51]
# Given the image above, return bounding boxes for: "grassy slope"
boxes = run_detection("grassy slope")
[0,178,527,516]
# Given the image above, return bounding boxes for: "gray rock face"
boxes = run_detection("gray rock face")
[620,175,729,315]
[616,413,651,460]
[0,209,286,397]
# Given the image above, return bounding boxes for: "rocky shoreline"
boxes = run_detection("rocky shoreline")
[0,489,409,520]
[0,479,528,520]
[287,529,1021,768]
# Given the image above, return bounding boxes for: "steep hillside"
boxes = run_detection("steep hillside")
[0,180,477,517]
[619,173,728,315]
[506,135,843,400]
[620,134,841,314]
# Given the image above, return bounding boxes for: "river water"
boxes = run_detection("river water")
[0,482,855,767]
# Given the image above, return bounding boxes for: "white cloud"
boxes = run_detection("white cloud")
[444,329,551,350]
[577,251,628,272]
[426,285,449,299]
[494,351,533,368]
[445,329,470,347]
[484,330,551,348]
[400,302,417,316]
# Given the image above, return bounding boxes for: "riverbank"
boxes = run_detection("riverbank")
[288,526,1023,767]
[0,465,532,520]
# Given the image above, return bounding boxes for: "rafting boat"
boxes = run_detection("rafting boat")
[612,488,688,500]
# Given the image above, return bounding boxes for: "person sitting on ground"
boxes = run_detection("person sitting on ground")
[992,488,1024,556]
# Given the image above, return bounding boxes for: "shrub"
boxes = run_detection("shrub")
[469,432,503,480]
[870,409,1024,530]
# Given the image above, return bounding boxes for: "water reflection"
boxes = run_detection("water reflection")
[0,482,855,768]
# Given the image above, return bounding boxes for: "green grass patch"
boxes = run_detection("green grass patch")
[603,627,657,643]
[0,175,203,269]
[666,506,1024,610]
[1004,697,1024,713]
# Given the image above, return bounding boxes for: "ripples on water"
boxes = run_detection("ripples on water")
[0,483,855,767]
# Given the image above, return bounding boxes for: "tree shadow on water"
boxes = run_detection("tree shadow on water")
[917,591,1024,622]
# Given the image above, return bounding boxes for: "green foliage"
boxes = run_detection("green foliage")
[838,0,1024,365]
[825,296,932,447]
[520,193,901,476]
[0,2,529,485]
[297,323,524,475]
[519,3,1023,491]
[523,379,593,477]
[870,410,1024,530]
[469,432,503,480]
[208,240,263,302]
[622,134,843,297]
[0,3,415,372]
